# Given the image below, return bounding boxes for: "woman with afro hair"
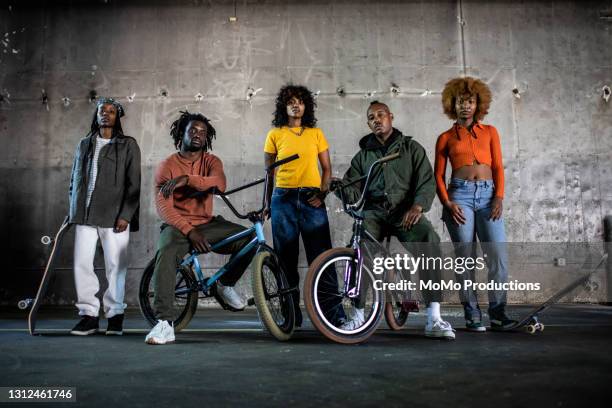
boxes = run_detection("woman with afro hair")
[434,77,516,332]
[263,84,343,327]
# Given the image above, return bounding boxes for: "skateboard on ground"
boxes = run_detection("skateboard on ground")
[23,216,72,335]
[502,253,608,334]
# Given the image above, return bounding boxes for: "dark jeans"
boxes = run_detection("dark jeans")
[271,187,333,302]
[153,216,255,321]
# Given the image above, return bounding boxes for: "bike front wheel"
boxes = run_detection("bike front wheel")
[138,255,198,332]
[304,248,383,344]
[251,250,295,341]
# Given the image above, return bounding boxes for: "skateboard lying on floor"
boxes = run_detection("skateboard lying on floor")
[503,253,608,334]
[23,216,72,335]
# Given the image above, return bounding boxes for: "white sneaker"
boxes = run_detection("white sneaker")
[425,318,456,340]
[145,320,175,345]
[216,282,246,310]
[339,308,365,331]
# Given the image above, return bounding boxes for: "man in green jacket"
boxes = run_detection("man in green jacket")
[335,101,455,340]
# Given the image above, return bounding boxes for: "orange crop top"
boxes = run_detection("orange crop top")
[434,123,504,204]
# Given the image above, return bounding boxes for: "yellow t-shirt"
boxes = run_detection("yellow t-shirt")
[264,127,329,188]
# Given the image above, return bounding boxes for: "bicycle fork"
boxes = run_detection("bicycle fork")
[345,219,365,299]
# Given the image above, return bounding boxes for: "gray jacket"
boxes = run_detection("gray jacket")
[68,134,141,231]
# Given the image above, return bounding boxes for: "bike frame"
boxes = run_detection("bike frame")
[336,153,400,299]
[173,154,300,298]
[177,222,266,295]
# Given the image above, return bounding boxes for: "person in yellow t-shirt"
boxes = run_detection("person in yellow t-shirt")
[264,84,344,327]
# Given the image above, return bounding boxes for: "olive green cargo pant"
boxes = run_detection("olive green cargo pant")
[153,216,255,321]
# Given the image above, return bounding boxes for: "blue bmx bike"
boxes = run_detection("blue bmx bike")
[138,155,299,341]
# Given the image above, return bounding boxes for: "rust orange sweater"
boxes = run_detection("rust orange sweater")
[434,123,504,203]
[155,151,226,235]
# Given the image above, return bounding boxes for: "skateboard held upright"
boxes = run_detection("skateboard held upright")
[26,216,72,335]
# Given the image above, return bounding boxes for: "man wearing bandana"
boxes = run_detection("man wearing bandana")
[68,98,141,336]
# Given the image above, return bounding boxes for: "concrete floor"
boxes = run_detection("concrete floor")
[0,304,611,408]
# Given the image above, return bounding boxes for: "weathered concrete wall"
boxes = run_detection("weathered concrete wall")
[1,0,611,305]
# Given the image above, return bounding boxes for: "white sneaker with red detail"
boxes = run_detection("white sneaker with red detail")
[145,320,175,345]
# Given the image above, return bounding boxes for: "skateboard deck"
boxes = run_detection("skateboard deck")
[502,253,608,333]
[27,217,71,335]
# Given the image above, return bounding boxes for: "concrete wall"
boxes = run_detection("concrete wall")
[1,0,611,305]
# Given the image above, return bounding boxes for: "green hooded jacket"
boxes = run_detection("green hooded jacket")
[337,128,436,214]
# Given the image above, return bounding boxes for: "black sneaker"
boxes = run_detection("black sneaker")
[70,315,99,335]
[466,319,487,332]
[490,313,518,331]
[106,314,124,336]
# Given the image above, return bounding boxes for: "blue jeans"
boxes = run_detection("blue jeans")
[442,178,508,320]
[271,187,333,299]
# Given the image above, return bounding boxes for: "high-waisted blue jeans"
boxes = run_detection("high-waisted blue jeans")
[271,187,332,298]
[442,178,508,320]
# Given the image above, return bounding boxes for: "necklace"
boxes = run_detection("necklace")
[286,126,304,136]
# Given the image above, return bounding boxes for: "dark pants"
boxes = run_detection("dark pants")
[364,208,443,304]
[270,187,332,301]
[153,216,255,321]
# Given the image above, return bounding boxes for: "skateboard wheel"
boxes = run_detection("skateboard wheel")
[538,323,545,332]
[41,236,52,245]
[527,325,536,334]
[18,299,32,310]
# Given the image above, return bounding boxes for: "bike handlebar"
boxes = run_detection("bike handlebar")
[214,178,265,197]
[209,154,300,220]
[337,151,401,213]
[378,152,400,164]
[333,152,400,193]
[266,154,299,172]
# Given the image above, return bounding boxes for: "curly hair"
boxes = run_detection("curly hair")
[272,84,317,128]
[441,77,492,121]
[169,111,216,151]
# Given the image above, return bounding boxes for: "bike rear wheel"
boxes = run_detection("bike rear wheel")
[138,255,198,332]
[384,268,410,330]
[252,250,295,341]
[385,302,409,330]
[304,247,383,344]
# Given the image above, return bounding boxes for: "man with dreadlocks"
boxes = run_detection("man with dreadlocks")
[68,98,141,336]
[145,111,255,345]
